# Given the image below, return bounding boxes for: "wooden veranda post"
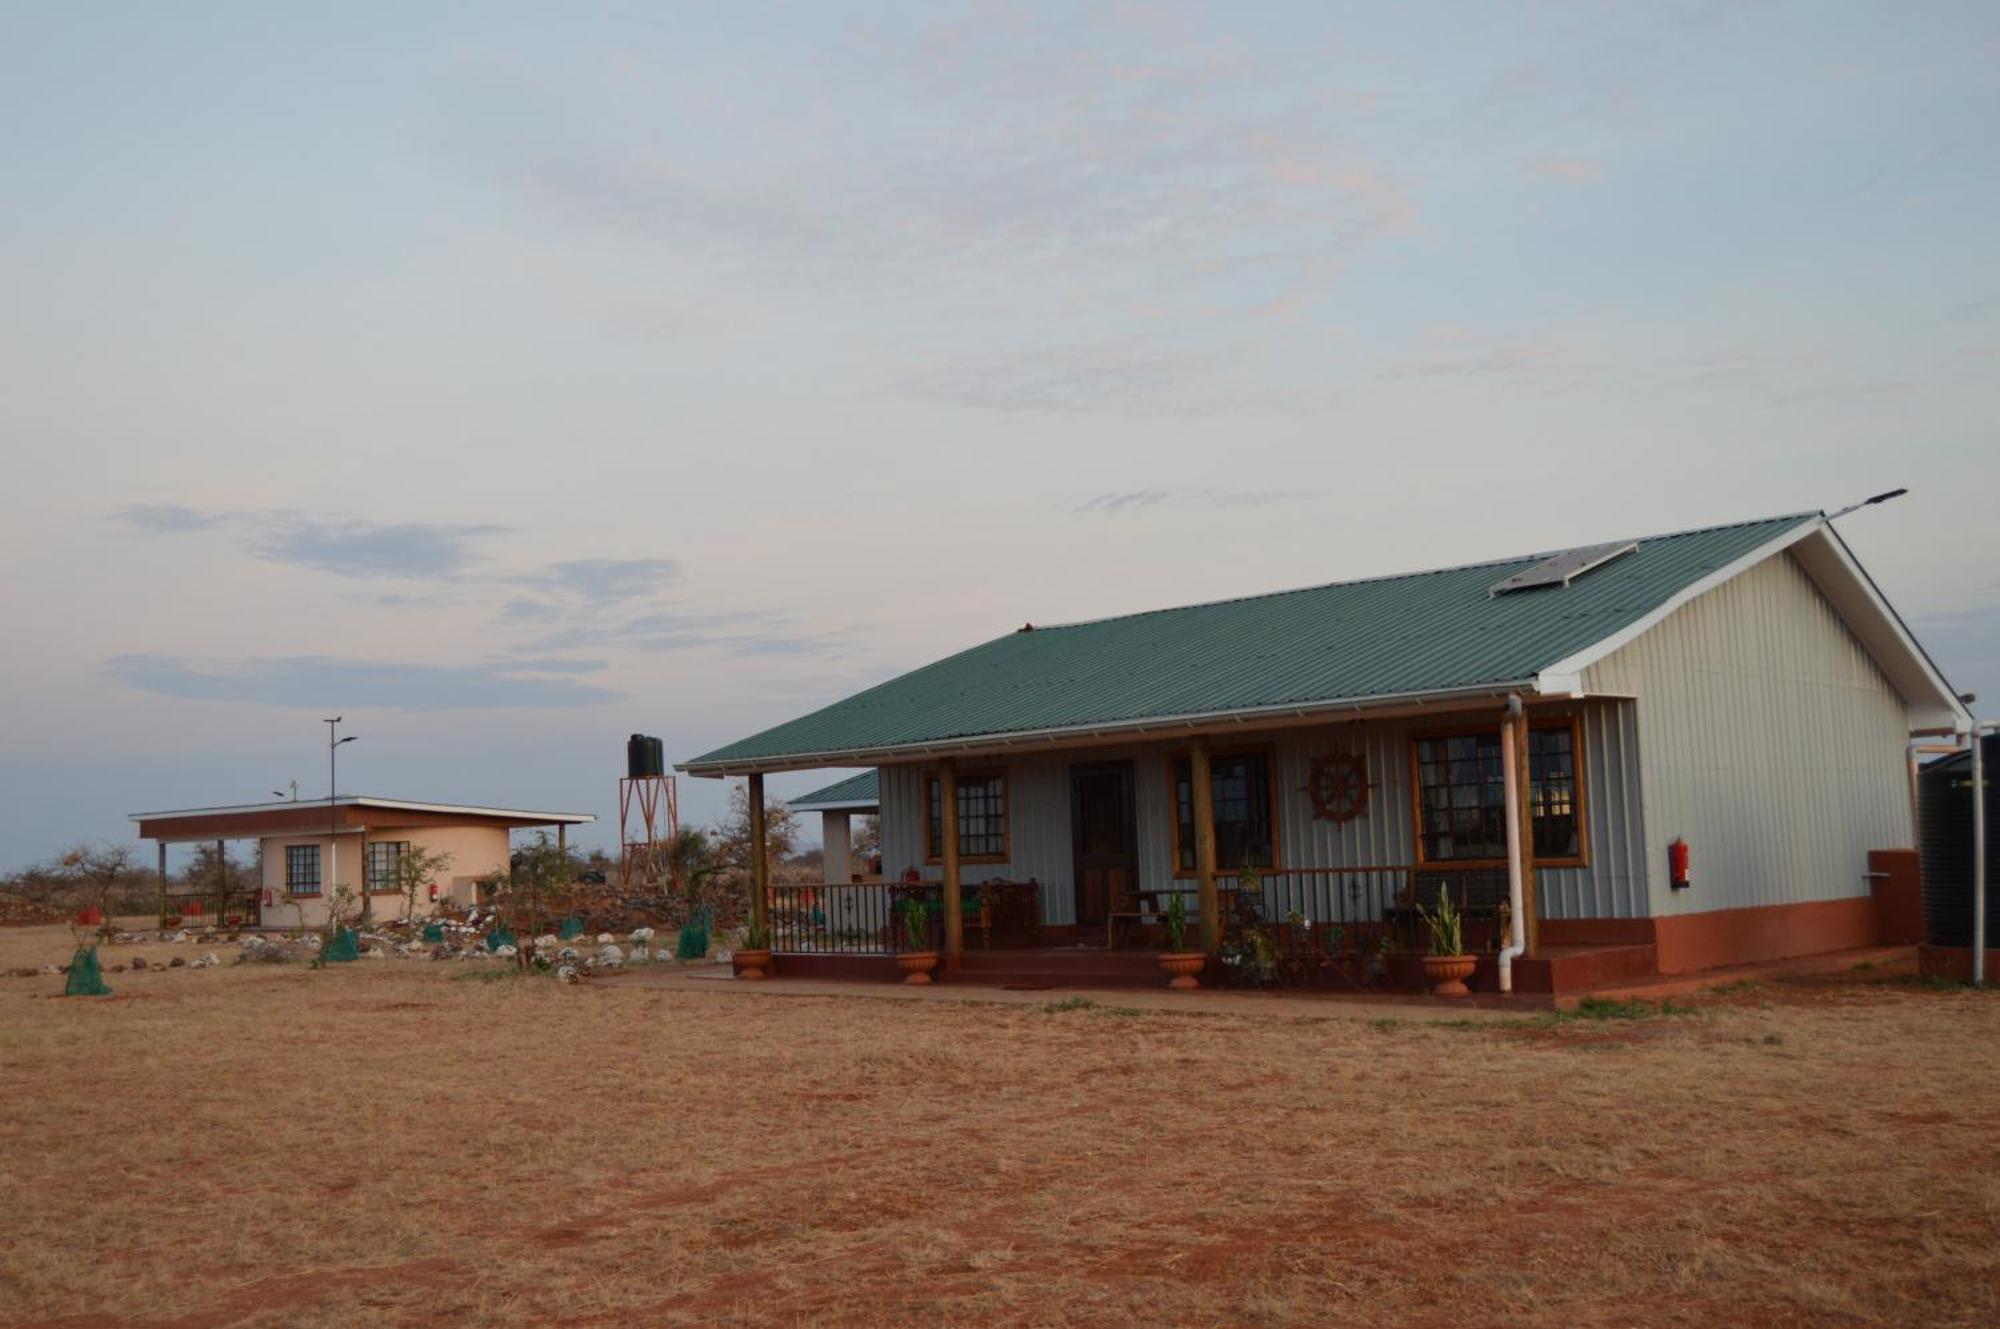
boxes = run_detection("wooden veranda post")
[156,841,167,927]
[1513,707,1540,953]
[1190,737,1220,953]
[747,773,769,939]
[940,758,962,966]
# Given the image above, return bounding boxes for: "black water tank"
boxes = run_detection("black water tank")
[1918,734,1997,947]
[626,733,665,779]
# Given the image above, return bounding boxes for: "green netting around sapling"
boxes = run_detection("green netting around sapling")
[65,946,111,996]
[323,927,360,962]
[676,906,711,960]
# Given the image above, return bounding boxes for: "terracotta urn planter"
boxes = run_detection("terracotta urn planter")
[898,950,940,985]
[732,947,773,981]
[1159,952,1206,990]
[1421,954,1477,997]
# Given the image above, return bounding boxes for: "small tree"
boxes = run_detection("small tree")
[391,844,456,922]
[185,842,260,925]
[61,844,137,942]
[498,833,576,968]
[714,784,799,874]
[662,827,721,898]
[851,814,881,860]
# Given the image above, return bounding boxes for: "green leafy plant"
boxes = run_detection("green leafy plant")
[1415,886,1464,957]
[899,897,931,952]
[1163,892,1189,953]
[743,915,771,950]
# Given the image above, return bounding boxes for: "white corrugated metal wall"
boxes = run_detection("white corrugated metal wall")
[1582,550,1915,916]
[873,697,1648,926]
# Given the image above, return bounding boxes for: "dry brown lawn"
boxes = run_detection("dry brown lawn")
[1,925,1997,1328]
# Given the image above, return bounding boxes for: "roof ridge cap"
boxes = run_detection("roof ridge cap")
[1031,510,1820,633]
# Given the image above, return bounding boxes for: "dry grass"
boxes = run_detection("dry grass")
[1,928,1997,1328]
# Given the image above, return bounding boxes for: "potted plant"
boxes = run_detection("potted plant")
[897,897,939,984]
[1158,892,1205,990]
[1416,886,1476,996]
[733,915,773,980]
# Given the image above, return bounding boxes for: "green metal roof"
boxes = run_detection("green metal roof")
[789,770,879,809]
[687,513,1820,772]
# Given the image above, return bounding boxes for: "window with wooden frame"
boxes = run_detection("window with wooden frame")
[924,770,1009,863]
[1410,718,1586,867]
[1170,748,1279,875]
[285,844,321,896]
[364,840,410,894]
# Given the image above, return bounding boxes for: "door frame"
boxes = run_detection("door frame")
[1069,759,1139,929]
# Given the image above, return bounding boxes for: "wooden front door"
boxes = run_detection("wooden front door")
[1071,761,1137,931]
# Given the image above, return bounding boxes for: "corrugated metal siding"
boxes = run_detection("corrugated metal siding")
[874,702,1649,926]
[1582,550,1913,915]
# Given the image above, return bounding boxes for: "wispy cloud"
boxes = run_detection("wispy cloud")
[107,654,623,711]
[1377,326,1585,384]
[114,504,226,535]
[250,516,506,579]
[1075,488,1312,516]
[902,347,1218,416]
[512,608,853,659]
[482,656,609,675]
[529,557,681,604]
[1077,490,1172,515]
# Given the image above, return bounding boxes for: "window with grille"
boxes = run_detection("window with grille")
[1414,721,1584,865]
[285,844,321,895]
[364,840,409,893]
[1172,750,1276,872]
[924,771,1008,862]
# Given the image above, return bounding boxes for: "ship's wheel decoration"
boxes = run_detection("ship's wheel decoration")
[1305,752,1370,824]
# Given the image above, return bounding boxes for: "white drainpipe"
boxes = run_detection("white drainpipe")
[1497,694,1528,993]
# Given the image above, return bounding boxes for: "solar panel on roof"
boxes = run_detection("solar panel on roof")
[1489,540,1639,596]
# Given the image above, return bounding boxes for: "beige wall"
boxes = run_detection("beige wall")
[258,823,511,929]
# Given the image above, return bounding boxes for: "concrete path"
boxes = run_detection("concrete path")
[609,964,1526,1022]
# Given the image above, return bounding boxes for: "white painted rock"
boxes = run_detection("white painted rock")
[556,964,579,984]
[192,952,220,969]
[493,944,518,958]
[630,927,656,943]
[629,944,650,963]
[595,932,614,945]
[534,934,560,950]
[596,944,624,968]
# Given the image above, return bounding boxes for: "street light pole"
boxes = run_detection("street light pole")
[324,718,359,924]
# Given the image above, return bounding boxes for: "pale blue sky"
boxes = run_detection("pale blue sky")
[2,2,1995,870]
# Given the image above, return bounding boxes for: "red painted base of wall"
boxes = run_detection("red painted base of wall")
[1651,896,1881,974]
[1917,946,2000,983]
[771,953,901,982]
[1868,849,1924,946]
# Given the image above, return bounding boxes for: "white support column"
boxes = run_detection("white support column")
[822,810,853,884]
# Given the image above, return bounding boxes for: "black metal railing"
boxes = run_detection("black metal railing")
[159,889,262,927]
[769,882,943,955]
[1231,864,1514,952]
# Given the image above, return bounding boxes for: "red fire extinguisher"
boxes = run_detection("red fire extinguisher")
[262,888,273,907]
[428,882,438,902]
[1668,838,1692,890]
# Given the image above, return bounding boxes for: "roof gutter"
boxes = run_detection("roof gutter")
[679,678,1549,777]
